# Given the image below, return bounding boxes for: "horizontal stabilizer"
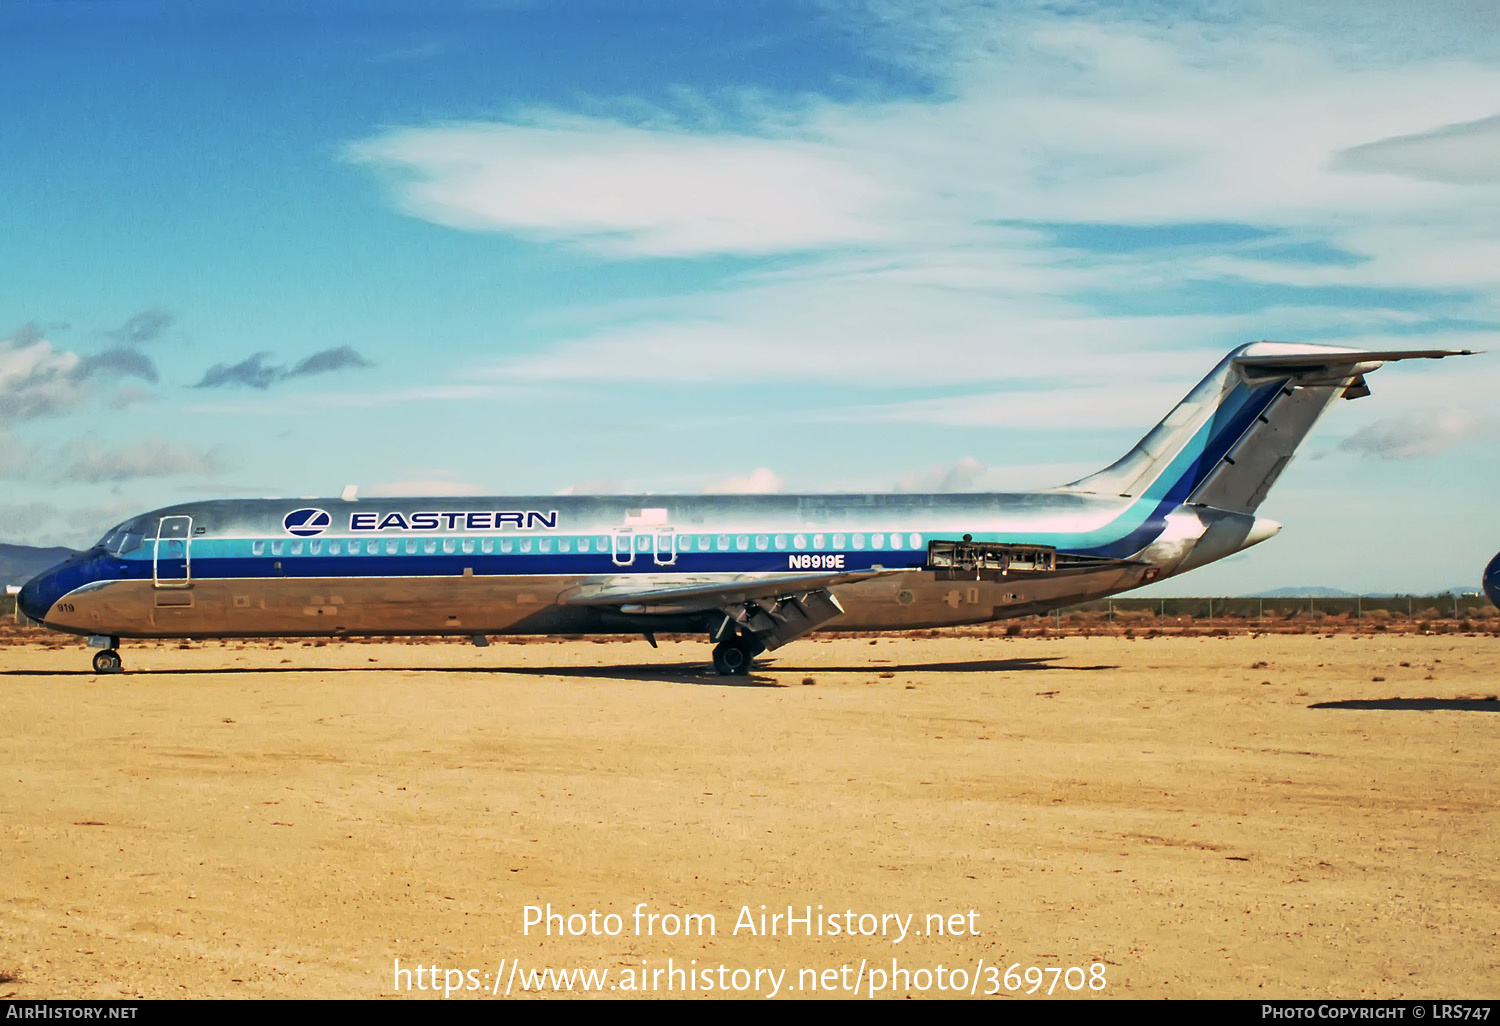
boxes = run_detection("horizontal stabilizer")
[1233,348,1475,370]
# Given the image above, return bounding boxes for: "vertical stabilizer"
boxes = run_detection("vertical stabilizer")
[1062,342,1469,516]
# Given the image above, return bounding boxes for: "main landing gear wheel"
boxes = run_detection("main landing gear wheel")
[711,637,761,676]
[92,649,123,674]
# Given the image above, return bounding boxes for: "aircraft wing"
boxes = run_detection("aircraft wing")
[560,568,903,614]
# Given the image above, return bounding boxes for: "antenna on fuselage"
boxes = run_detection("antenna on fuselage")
[341,485,359,502]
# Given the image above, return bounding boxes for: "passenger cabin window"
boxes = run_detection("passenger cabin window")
[309,540,322,555]
[775,535,787,550]
[481,538,493,554]
[557,537,570,552]
[698,536,711,550]
[405,539,417,554]
[755,535,768,551]
[386,540,398,555]
[832,533,845,548]
[423,540,436,554]
[539,538,551,553]
[716,535,729,551]
[813,534,825,548]
[872,534,885,549]
[252,540,265,556]
[443,538,456,554]
[271,540,284,556]
[519,538,532,553]
[793,534,806,550]
[852,534,865,549]
[735,535,749,551]
[909,533,921,549]
[461,539,474,554]
[328,541,340,555]
[347,540,360,554]
[500,538,513,553]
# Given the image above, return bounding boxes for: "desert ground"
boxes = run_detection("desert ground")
[1,627,1496,1000]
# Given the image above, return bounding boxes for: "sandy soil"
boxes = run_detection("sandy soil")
[1,632,1496,1000]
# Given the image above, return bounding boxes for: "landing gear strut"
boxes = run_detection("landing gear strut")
[92,649,123,674]
[711,635,762,676]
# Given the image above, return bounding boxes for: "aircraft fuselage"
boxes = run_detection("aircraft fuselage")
[19,490,1169,640]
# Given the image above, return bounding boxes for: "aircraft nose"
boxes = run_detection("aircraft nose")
[1484,552,1500,610]
[17,559,77,624]
[17,571,58,623]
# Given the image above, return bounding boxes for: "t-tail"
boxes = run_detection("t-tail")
[1061,341,1473,578]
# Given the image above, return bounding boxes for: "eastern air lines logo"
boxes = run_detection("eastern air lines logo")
[283,508,332,537]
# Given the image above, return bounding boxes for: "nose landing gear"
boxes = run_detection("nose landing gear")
[88,636,122,674]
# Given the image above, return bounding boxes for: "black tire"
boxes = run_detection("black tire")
[712,641,753,676]
[93,649,122,674]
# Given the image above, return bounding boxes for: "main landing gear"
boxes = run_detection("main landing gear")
[89,636,122,674]
[711,634,763,676]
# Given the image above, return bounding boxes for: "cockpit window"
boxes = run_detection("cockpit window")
[95,521,147,555]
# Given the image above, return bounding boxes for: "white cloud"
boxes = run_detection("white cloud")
[703,467,784,494]
[61,437,229,484]
[1333,114,1500,185]
[346,6,1500,410]
[894,456,986,492]
[348,117,894,257]
[0,331,84,423]
[1338,409,1490,460]
[0,498,147,549]
[363,477,488,497]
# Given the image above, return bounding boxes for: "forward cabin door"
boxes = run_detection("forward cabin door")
[153,515,193,587]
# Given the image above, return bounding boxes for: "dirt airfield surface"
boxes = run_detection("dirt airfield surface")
[2,631,1497,1000]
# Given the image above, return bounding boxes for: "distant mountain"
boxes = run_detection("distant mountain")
[0,544,75,589]
[1245,586,1356,598]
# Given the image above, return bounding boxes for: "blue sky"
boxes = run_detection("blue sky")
[2,0,1498,594]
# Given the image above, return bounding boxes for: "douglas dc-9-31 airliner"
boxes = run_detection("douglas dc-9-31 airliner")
[17,342,1471,675]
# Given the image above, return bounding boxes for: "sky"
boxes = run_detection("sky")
[2,0,1498,595]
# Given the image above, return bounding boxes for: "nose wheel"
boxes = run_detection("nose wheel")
[92,649,123,674]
